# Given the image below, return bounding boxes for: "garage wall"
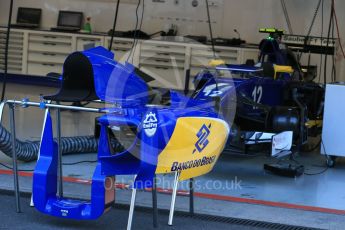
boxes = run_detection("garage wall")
[0,0,344,82]
[0,0,140,32]
[220,0,345,83]
[1,0,343,41]
[286,0,345,83]
[0,0,225,36]
[221,0,284,43]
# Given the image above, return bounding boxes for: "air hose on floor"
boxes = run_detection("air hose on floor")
[0,123,98,162]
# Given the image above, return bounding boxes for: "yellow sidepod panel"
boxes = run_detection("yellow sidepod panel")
[155,117,230,181]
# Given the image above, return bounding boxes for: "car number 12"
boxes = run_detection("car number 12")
[252,86,263,109]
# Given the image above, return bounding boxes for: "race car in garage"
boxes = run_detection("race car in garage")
[192,28,325,151]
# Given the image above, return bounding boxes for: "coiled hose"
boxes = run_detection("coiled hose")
[0,124,98,162]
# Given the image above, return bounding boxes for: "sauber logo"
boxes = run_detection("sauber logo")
[143,112,158,137]
[203,83,232,97]
[61,209,69,217]
[193,123,211,154]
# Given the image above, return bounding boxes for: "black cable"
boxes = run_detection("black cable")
[138,1,145,44]
[331,4,336,82]
[62,160,97,166]
[306,0,322,38]
[224,144,265,158]
[137,0,145,46]
[109,0,121,51]
[0,162,34,172]
[204,0,220,91]
[205,0,216,59]
[127,0,141,63]
[280,0,293,34]
[298,0,322,63]
[304,140,329,176]
[303,139,321,152]
[131,0,145,63]
[330,8,335,82]
[304,166,328,176]
[1,0,14,102]
[226,142,328,176]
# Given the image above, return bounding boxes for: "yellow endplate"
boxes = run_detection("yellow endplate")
[155,117,229,181]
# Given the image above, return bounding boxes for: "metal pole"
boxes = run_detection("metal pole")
[9,104,21,212]
[113,184,117,207]
[152,176,158,228]
[0,102,6,122]
[189,178,194,215]
[56,102,63,198]
[184,69,190,96]
[5,100,105,113]
[168,171,179,226]
[1,0,14,102]
[127,188,137,230]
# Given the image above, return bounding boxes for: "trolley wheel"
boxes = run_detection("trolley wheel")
[326,155,337,168]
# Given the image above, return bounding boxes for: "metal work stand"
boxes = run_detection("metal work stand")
[3,99,196,227]
[3,99,107,212]
[56,102,63,198]
[127,175,137,230]
[9,104,21,213]
[152,176,158,228]
[189,178,194,215]
[168,171,180,226]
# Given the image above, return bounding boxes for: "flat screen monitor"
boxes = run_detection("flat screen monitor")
[57,11,83,28]
[16,7,42,25]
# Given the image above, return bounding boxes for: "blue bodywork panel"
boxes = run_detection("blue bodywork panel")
[193,64,292,124]
[84,47,150,105]
[33,112,110,219]
[33,47,225,220]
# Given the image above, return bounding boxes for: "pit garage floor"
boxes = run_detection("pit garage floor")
[0,83,345,229]
[0,191,271,230]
